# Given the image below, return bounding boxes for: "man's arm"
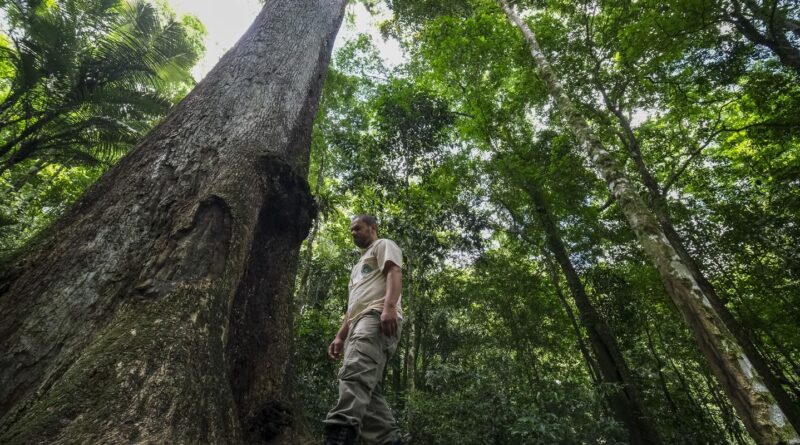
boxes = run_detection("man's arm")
[381,261,402,337]
[328,315,349,360]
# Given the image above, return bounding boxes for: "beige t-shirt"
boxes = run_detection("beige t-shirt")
[347,238,403,325]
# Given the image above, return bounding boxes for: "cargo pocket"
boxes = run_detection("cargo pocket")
[339,338,384,382]
[354,340,382,364]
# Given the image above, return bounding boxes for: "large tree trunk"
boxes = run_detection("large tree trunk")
[499,2,799,443]
[0,1,347,443]
[522,181,662,445]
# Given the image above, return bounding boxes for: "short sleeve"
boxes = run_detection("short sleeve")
[375,239,403,273]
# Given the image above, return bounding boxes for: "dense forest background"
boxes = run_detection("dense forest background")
[1,0,798,443]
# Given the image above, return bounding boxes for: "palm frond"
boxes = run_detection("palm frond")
[0,0,204,174]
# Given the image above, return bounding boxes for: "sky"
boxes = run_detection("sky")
[165,1,404,80]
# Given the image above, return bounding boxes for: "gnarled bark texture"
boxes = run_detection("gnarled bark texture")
[0,1,347,443]
[499,1,800,444]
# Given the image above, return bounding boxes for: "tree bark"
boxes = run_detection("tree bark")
[297,150,325,305]
[523,180,662,445]
[499,2,800,443]
[0,1,347,443]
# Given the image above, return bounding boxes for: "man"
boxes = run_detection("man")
[323,215,404,445]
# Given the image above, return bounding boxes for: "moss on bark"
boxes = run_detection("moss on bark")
[1,282,240,444]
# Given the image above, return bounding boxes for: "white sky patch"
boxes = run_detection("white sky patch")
[630,107,656,126]
[166,0,262,80]
[339,3,404,69]
[165,1,404,81]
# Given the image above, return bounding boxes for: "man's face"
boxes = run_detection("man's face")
[350,218,375,248]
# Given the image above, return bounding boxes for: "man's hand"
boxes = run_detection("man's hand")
[381,261,402,337]
[328,336,345,360]
[381,306,398,337]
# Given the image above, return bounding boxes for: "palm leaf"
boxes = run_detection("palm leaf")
[0,0,204,172]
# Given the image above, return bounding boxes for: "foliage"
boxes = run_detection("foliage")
[296,0,799,442]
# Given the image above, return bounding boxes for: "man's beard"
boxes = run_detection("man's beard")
[353,236,370,248]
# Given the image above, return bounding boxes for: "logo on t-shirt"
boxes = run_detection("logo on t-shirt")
[361,264,374,274]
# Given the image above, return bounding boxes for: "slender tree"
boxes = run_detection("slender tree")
[522,180,662,445]
[500,183,662,445]
[594,76,800,434]
[498,1,799,443]
[558,2,800,431]
[0,1,346,443]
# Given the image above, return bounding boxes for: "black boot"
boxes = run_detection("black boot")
[323,424,357,445]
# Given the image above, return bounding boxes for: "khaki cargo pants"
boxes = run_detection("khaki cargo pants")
[324,311,402,444]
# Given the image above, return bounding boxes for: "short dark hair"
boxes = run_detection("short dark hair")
[352,214,378,228]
